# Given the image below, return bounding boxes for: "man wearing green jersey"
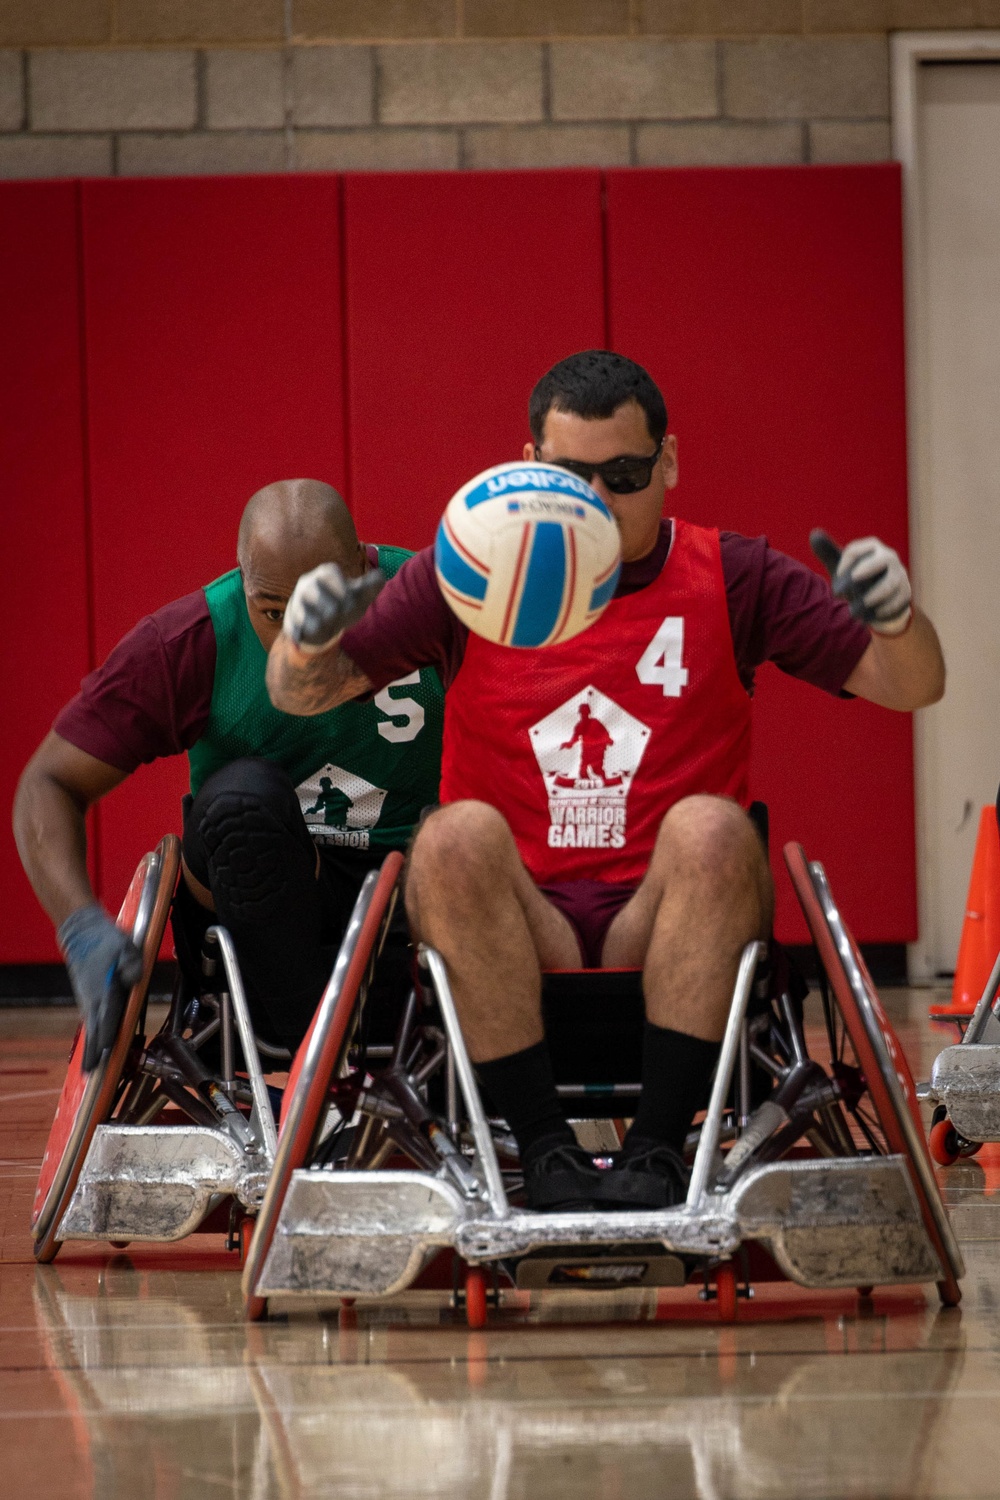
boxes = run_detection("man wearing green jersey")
[14,480,444,1068]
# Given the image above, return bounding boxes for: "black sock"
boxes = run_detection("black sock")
[625,1022,720,1155]
[475,1040,574,1164]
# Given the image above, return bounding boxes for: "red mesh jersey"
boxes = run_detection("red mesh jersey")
[440,519,752,885]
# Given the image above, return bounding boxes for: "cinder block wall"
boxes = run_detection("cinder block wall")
[0,2,993,178]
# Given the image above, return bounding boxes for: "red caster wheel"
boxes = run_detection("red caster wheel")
[237,1217,254,1268]
[929,1118,961,1167]
[714,1260,739,1323]
[465,1265,488,1329]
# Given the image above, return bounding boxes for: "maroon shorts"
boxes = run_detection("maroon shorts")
[539,879,638,968]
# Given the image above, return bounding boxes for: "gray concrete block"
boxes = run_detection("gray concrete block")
[291,44,374,125]
[464,122,630,167]
[723,37,889,120]
[292,0,457,38]
[294,125,459,169]
[0,49,22,130]
[205,49,285,129]
[30,49,197,131]
[641,0,802,33]
[378,40,543,124]
[551,39,717,122]
[464,0,630,34]
[0,0,112,48]
[0,132,112,177]
[809,118,891,163]
[117,130,287,176]
[637,120,803,166]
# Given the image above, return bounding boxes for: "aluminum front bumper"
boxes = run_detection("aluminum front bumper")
[253,1154,943,1301]
[57,1124,271,1243]
[929,1044,1000,1142]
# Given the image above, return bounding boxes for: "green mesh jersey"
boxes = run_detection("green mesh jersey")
[187,550,443,852]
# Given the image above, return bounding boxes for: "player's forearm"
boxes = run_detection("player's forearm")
[266,632,371,715]
[845,608,946,711]
[12,765,96,928]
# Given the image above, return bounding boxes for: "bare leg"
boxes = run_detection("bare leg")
[603,795,773,1037]
[404,800,581,1062]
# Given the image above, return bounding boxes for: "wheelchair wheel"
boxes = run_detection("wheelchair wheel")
[784,842,964,1307]
[242,852,404,1320]
[32,834,181,1263]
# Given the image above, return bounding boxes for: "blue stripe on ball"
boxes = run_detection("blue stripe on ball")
[462,465,610,516]
[434,522,488,602]
[511,521,567,647]
[588,564,621,613]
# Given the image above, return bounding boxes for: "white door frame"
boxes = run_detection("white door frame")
[892,32,1000,982]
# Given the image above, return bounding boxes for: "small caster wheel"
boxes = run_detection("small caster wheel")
[238,1218,253,1269]
[856,1285,874,1299]
[929,1117,960,1167]
[714,1260,738,1323]
[465,1265,488,1329]
[109,1240,131,1250]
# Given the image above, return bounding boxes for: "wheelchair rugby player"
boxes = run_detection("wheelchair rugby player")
[267,351,945,1218]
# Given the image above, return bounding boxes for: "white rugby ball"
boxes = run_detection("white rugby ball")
[433,461,621,648]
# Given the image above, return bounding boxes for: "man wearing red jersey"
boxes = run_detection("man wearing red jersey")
[267,351,945,1213]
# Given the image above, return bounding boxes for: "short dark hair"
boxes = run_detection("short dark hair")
[529,350,668,447]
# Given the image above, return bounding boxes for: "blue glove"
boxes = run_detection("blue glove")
[57,904,143,1072]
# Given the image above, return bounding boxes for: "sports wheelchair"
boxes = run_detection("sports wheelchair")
[242,841,964,1324]
[32,834,282,1263]
[923,950,1000,1166]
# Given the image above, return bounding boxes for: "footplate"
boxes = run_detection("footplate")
[730,1156,943,1287]
[930,1045,1000,1142]
[58,1125,270,1243]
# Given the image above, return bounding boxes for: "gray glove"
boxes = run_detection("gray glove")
[810,529,913,636]
[57,904,143,1072]
[282,563,385,653]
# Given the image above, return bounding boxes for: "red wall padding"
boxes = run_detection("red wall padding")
[344,171,605,549]
[80,176,346,904]
[0,184,95,962]
[5,165,915,959]
[606,165,914,942]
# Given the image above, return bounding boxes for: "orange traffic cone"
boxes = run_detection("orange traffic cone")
[931,805,1000,1018]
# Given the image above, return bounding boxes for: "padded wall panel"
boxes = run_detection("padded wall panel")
[606,165,914,942]
[81,175,346,904]
[344,171,605,550]
[0,184,93,962]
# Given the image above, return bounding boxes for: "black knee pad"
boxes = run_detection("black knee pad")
[185,759,315,921]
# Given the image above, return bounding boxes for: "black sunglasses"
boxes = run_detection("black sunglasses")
[535,443,663,495]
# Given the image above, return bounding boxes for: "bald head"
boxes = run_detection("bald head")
[237,478,367,651]
[238,479,359,567]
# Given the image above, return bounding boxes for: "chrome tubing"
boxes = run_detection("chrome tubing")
[209,926,278,1162]
[686,940,766,1210]
[421,946,509,1220]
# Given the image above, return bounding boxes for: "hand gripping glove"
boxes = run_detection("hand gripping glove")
[810,530,912,636]
[57,904,144,1072]
[282,563,385,653]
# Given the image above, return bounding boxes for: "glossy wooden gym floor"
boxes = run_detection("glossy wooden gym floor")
[4,994,1000,1500]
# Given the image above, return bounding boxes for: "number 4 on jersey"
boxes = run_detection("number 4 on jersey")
[636,616,689,697]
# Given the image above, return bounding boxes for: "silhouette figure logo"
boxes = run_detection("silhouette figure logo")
[529,686,651,850]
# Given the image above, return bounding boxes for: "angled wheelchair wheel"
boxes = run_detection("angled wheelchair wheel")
[784,842,964,1307]
[31,835,181,1263]
[242,851,404,1320]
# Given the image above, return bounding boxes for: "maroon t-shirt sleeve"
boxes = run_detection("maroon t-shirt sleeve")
[53,590,217,773]
[720,531,870,695]
[342,548,468,693]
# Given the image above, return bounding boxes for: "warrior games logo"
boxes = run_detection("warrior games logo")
[528,685,651,850]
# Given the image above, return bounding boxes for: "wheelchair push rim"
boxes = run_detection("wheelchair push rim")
[242,850,404,1319]
[31,834,181,1263]
[783,841,964,1305]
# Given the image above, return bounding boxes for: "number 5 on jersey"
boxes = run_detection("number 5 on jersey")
[636,617,689,697]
